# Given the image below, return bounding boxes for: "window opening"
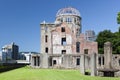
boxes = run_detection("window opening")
[84,49,88,54]
[61,27,65,32]
[45,35,48,42]
[53,60,57,65]
[76,42,80,52]
[98,57,101,65]
[62,50,66,54]
[76,58,80,65]
[61,38,66,45]
[45,47,48,53]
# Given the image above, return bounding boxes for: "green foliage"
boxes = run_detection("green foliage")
[96,30,120,54]
[118,27,120,33]
[96,30,113,54]
[0,67,119,80]
[117,12,120,24]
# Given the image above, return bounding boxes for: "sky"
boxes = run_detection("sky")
[0,0,120,52]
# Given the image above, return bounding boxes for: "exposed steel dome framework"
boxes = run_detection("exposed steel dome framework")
[56,7,80,17]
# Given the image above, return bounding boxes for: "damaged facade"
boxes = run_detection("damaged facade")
[31,7,97,68]
[30,7,120,77]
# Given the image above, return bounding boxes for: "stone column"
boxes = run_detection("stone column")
[32,57,35,66]
[80,54,85,75]
[34,57,36,66]
[85,56,89,69]
[91,53,97,76]
[63,55,69,68]
[104,42,112,69]
[36,57,38,66]
[41,53,49,68]
[30,55,34,67]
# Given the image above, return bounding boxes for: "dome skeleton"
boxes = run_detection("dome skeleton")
[56,7,80,17]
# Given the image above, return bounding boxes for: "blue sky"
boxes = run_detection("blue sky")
[0,0,120,52]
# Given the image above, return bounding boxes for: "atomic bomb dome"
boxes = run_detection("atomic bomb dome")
[56,7,80,17]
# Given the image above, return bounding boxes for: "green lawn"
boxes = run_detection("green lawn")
[0,67,119,80]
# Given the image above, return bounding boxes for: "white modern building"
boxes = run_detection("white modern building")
[2,46,12,61]
[1,42,19,62]
[19,52,39,62]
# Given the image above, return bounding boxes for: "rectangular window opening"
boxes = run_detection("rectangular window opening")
[103,57,104,65]
[76,58,80,65]
[45,47,48,53]
[84,49,88,54]
[45,35,48,42]
[62,50,66,54]
[98,57,101,66]
[76,42,80,53]
[61,38,66,45]
[53,60,57,65]
[34,57,36,66]
[61,27,65,32]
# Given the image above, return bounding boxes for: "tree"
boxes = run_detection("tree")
[96,30,120,54]
[96,30,114,54]
[117,12,120,24]
[117,12,120,33]
[112,32,120,54]
[96,12,120,54]
[116,12,120,54]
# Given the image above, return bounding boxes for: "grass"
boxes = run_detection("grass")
[0,67,119,80]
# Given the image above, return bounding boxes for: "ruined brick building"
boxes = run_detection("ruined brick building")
[40,7,98,55]
[30,7,120,77]
[31,7,97,68]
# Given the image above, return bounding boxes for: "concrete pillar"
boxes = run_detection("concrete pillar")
[32,57,34,66]
[41,53,49,68]
[85,56,89,69]
[35,57,37,66]
[63,55,69,68]
[104,42,112,69]
[80,54,85,75]
[91,53,97,76]
[32,57,35,66]
[30,55,34,67]
[36,57,38,66]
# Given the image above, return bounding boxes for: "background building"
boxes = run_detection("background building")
[1,42,19,61]
[85,30,96,41]
[18,52,39,62]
